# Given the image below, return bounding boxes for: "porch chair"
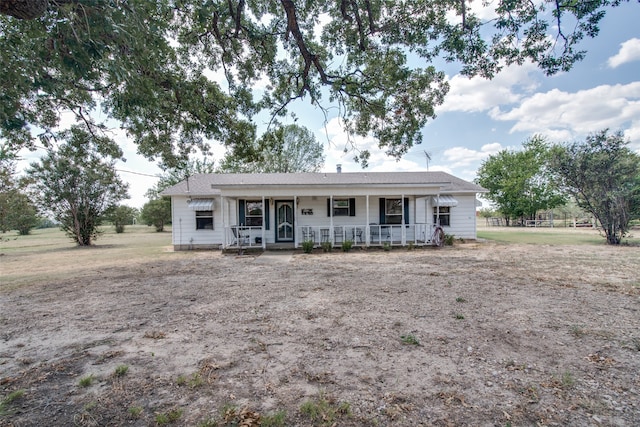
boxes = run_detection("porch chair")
[352,227,363,243]
[302,227,316,243]
[369,223,389,243]
[334,226,344,244]
[231,225,250,245]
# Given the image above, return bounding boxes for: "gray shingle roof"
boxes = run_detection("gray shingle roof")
[161,172,486,196]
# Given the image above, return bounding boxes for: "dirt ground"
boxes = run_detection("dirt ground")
[1,241,639,426]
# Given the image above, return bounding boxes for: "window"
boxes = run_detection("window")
[333,199,350,216]
[379,197,408,224]
[195,210,213,230]
[433,206,451,226]
[327,198,356,216]
[385,199,403,224]
[245,201,263,226]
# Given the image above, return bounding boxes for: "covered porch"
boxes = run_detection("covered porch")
[220,193,454,250]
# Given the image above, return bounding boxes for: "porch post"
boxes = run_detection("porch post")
[329,195,334,244]
[401,194,406,246]
[366,195,370,245]
[261,196,266,249]
[221,196,226,247]
[294,195,298,248]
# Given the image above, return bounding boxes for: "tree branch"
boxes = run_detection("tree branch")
[280,0,328,91]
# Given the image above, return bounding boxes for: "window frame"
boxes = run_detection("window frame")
[332,198,350,217]
[433,206,451,226]
[195,210,214,230]
[385,198,403,224]
[244,200,263,227]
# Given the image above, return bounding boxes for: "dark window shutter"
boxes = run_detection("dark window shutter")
[264,202,270,230]
[327,198,331,217]
[379,198,386,224]
[238,200,245,225]
[404,197,409,224]
[349,198,356,216]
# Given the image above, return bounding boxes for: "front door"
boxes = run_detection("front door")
[275,200,294,242]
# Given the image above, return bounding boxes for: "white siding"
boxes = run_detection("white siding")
[428,194,478,239]
[170,191,480,249]
[171,196,223,250]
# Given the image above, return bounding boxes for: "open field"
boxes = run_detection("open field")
[477,225,640,246]
[1,227,639,426]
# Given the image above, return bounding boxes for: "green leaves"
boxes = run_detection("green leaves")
[550,130,640,244]
[218,124,324,173]
[26,126,129,245]
[0,0,626,166]
[476,136,566,224]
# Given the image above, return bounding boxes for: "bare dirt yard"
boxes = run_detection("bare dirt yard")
[1,232,639,426]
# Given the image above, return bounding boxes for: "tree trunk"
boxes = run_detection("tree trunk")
[0,0,49,20]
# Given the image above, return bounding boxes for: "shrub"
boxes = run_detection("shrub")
[444,233,455,246]
[341,239,353,252]
[302,240,314,253]
[321,241,332,252]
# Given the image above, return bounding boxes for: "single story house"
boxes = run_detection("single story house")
[161,170,486,250]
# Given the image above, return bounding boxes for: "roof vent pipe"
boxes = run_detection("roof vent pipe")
[336,164,342,173]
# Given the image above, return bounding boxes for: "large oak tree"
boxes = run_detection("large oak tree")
[1,0,630,166]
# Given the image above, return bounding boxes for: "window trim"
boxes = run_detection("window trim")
[245,200,264,227]
[327,198,356,217]
[333,198,350,216]
[195,210,214,230]
[379,197,409,225]
[385,198,403,224]
[433,206,451,227]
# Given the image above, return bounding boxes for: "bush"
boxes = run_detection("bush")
[321,241,332,252]
[302,240,314,253]
[341,240,353,252]
[444,233,455,246]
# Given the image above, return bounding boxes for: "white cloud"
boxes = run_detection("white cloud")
[445,1,498,25]
[442,142,503,168]
[491,82,640,142]
[623,121,640,152]
[607,38,640,68]
[439,62,539,113]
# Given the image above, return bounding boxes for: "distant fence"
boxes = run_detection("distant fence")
[485,216,596,228]
[486,217,505,226]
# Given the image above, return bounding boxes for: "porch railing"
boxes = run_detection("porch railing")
[297,223,435,247]
[226,225,264,248]
[224,223,441,249]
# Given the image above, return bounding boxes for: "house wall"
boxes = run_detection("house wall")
[416,194,478,239]
[170,192,479,249]
[170,196,223,250]
[435,195,478,239]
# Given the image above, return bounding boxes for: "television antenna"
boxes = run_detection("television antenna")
[423,150,432,171]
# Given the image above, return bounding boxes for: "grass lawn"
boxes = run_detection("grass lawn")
[0,225,173,290]
[477,225,640,245]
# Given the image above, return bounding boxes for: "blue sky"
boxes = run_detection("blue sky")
[17,3,640,208]
[322,2,640,181]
